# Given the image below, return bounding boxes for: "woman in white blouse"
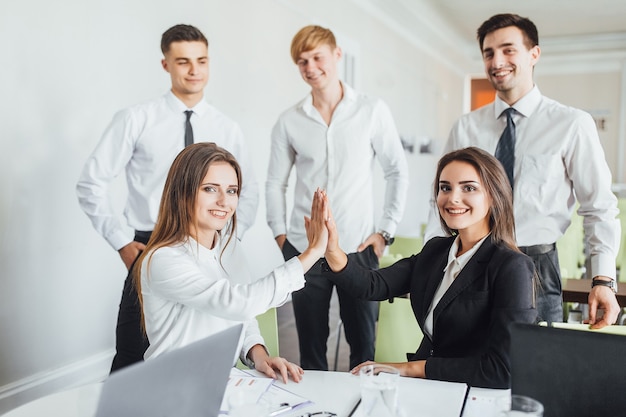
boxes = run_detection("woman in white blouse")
[134,142,328,383]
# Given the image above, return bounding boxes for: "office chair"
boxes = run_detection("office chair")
[236,308,279,369]
[374,298,423,362]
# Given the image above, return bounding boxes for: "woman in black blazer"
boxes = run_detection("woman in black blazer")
[320,147,537,389]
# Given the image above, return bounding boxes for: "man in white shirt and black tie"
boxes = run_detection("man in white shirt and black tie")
[427,13,620,328]
[76,24,258,371]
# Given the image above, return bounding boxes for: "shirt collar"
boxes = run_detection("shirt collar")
[494,85,541,119]
[187,233,224,257]
[444,234,490,273]
[300,80,355,114]
[164,90,209,116]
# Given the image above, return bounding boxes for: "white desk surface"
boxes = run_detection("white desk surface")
[2,383,103,417]
[2,370,509,417]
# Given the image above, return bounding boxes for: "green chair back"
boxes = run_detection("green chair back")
[556,207,585,279]
[388,236,423,258]
[374,298,423,362]
[236,308,279,369]
[379,253,402,268]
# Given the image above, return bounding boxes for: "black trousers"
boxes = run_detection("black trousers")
[519,243,564,323]
[110,231,151,373]
[282,239,379,370]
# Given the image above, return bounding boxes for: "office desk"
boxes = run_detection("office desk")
[2,370,508,417]
[562,278,626,305]
[2,383,103,417]
[264,370,469,416]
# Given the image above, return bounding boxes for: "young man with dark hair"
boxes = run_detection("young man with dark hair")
[77,24,258,371]
[428,14,620,327]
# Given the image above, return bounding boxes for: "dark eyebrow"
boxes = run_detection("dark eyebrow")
[439,180,479,185]
[483,41,515,53]
[174,56,207,62]
[201,182,239,187]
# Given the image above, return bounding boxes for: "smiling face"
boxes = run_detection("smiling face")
[193,161,239,248]
[482,25,540,105]
[161,40,209,107]
[296,44,342,91]
[437,160,491,241]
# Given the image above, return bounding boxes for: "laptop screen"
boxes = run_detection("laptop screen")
[95,323,242,417]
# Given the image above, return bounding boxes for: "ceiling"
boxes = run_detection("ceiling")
[424,0,626,41]
[359,0,626,74]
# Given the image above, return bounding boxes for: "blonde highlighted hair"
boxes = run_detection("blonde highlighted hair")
[290,25,337,63]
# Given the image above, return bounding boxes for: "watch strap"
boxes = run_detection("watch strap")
[377,230,394,246]
[591,278,617,293]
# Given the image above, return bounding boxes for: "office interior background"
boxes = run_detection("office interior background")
[1,0,625,412]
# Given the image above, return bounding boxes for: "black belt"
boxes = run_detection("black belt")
[134,230,153,244]
[519,243,556,256]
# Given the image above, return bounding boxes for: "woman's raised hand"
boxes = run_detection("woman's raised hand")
[304,188,329,254]
[299,188,329,272]
[317,189,348,272]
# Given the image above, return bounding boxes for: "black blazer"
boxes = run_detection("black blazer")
[324,236,537,389]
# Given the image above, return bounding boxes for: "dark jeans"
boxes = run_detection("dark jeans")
[520,243,564,323]
[110,231,151,373]
[282,239,379,370]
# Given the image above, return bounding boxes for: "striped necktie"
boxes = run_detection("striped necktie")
[495,108,516,188]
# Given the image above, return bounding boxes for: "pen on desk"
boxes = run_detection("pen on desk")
[347,398,361,417]
[269,402,293,416]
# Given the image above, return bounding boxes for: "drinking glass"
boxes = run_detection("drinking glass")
[359,364,399,417]
[498,394,544,416]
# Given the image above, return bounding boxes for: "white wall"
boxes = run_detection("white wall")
[0,0,463,412]
[535,71,623,182]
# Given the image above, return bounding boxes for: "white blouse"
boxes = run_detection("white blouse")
[424,234,489,338]
[141,235,304,363]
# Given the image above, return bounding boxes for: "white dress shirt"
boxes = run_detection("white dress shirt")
[266,82,409,252]
[424,235,488,338]
[76,91,259,250]
[141,235,304,361]
[436,86,620,279]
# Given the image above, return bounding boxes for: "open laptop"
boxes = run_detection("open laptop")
[95,323,243,417]
[510,322,626,417]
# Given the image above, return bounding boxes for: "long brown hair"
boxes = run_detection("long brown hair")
[433,146,518,251]
[134,142,242,331]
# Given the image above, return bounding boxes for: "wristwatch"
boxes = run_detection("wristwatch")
[377,230,395,246]
[591,277,618,294]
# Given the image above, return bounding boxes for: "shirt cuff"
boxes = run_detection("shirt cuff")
[241,337,266,368]
[271,257,305,306]
[590,254,617,281]
[107,230,134,251]
[377,220,398,237]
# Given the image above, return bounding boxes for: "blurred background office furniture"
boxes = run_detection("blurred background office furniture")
[374,298,423,363]
[237,308,279,369]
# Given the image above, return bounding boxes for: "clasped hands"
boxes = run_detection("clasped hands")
[302,188,347,271]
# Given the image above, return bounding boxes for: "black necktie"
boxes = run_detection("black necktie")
[495,108,516,188]
[184,110,194,147]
